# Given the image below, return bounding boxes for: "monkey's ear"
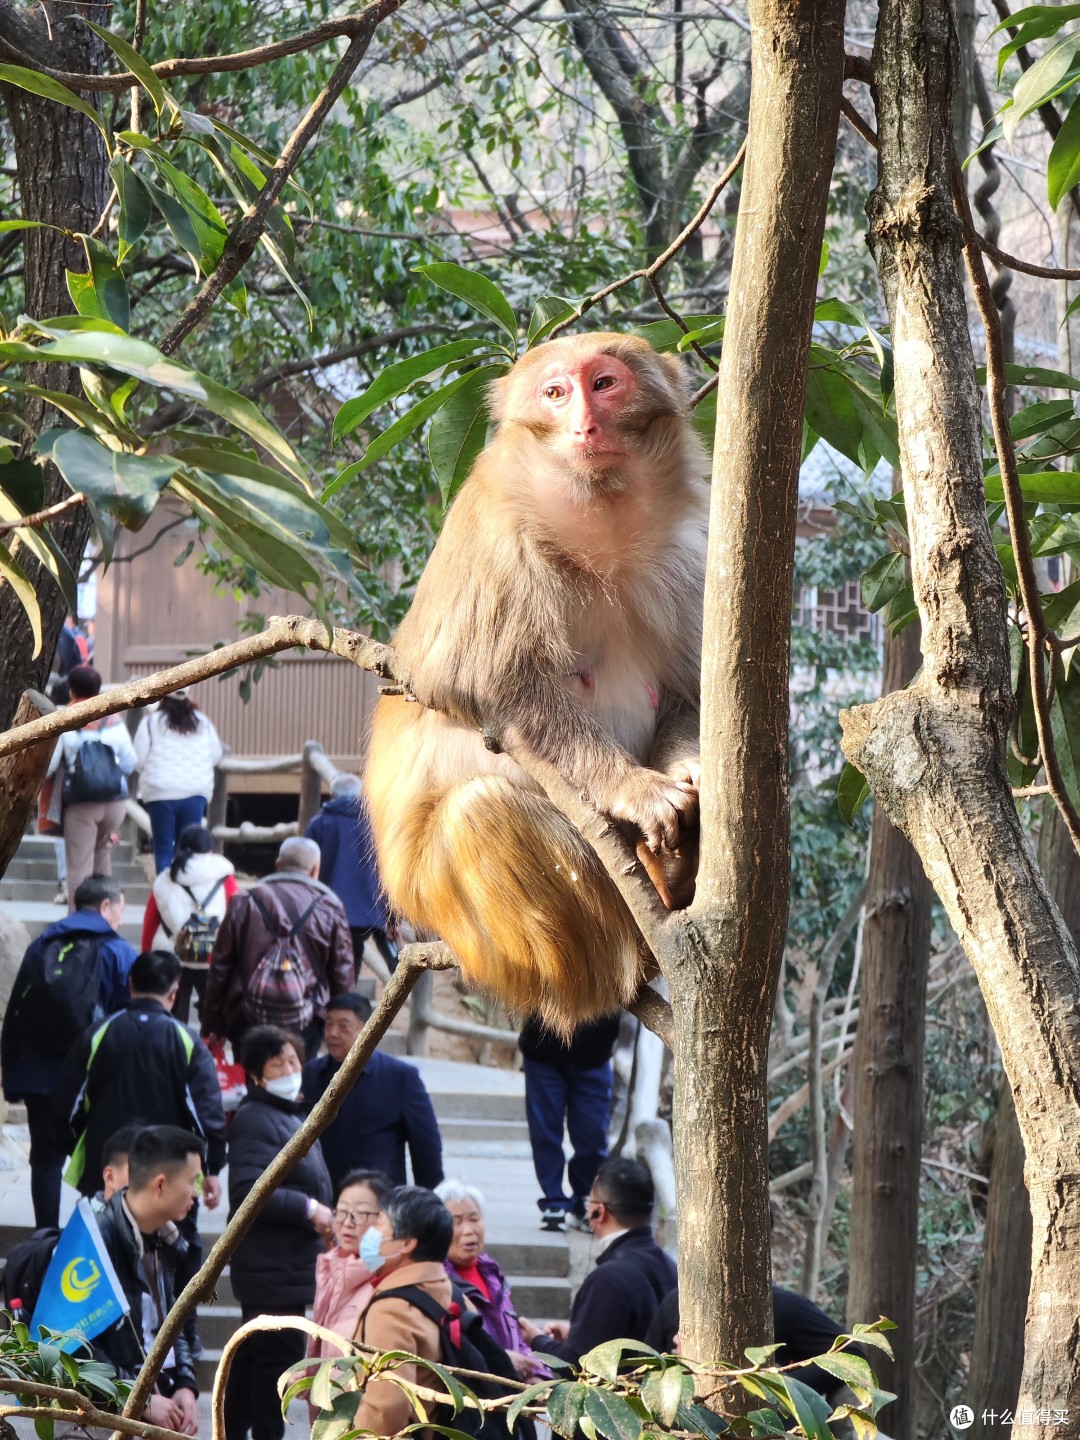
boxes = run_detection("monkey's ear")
[486,369,513,425]
[657,351,695,413]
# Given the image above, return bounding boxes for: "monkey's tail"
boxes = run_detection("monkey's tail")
[387,775,643,1034]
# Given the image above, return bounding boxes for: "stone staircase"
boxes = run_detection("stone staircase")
[0,831,150,944]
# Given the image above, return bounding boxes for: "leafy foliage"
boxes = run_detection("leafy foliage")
[280,1326,896,1440]
[0,1314,130,1440]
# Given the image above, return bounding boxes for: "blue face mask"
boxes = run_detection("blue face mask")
[359,1226,386,1272]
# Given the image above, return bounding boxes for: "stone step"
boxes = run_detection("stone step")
[0,900,146,945]
[0,879,152,904]
[3,859,148,885]
[438,1118,529,1143]
[15,836,136,865]
[430,1092,524,1123]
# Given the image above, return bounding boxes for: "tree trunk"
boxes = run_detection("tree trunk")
[846,617,933,1440]
[969,805,1080,1437]
[0,3,110,872]
[676,0,846,1370]
[841,0,1080,1425]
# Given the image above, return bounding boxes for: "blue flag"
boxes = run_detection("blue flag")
[31,1197,129,1347]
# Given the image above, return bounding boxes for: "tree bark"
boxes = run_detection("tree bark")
[841,0,1080,1425]
[969,805,1080,1437]
[676,0,845,1371]
[846,617,933,1440]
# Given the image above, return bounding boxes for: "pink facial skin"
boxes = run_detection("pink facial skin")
[535,354,638,467]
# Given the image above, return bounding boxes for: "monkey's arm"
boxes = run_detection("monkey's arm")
[649,693,701,785]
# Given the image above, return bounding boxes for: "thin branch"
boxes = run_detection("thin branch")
[0,1377,187,1440]
[954,160,1080,859]
[550,138,747,337]
[976,234,1080,282]
[0,10,396,92]
[123,945,447,1419]
[245,325,449,396]
[839,95,877,148]
[0,616,396,758]
[648,274,718,371]
[159,4,405,356]
[383,0,546,112]
[0,489,86,536]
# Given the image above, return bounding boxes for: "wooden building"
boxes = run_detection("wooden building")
[93,505,379,798]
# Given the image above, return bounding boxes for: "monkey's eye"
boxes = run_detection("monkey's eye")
[542,383,566,400]
[593,374,618,391]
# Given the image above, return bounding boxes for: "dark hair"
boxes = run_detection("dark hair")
[170,824,214,882]
[102,1122,146,1170]
[159,694,200,735]
[593,1157,655,1227]
[325,992,373,1023]
[129,950,182,996]
[47,677,70,706]
[74,873,123,912]
[335,1168,393,1206]
[128,1125,205,1192]
[240,1024,304,1080]
[67,665,102,699]
[384,1185,454,1263]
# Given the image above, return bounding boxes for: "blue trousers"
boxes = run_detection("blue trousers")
[146,795,208,873]
[523,1058,612,1214]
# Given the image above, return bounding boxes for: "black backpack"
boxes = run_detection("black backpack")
[365,1284,536,1440]
[1,1227,61,1317]
[63,737,124,806]
[163,878,227,970]
[11,933,106,1056]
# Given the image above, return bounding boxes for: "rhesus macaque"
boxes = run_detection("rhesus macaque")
[363,332,708,1030]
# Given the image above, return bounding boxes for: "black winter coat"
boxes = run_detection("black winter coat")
[92,1191,197,1394]
[227,1086,332,1311]
[53,999,227,1196]
[531,1227,677,1364]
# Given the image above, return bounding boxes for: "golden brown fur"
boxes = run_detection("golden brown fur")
[363,332,709,1031]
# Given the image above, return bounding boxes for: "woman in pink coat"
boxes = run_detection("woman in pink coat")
[308,1169,392,1364]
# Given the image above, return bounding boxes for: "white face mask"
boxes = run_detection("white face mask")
[264,1072,302,1102]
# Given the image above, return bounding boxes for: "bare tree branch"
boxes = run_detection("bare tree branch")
[159,2,406,356]
[244,325,450,396]
[0,490,86,536]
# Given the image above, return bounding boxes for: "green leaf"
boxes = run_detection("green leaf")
[849,1320,897,1357]
[197,375,304,481]
[415,262,519,348]
[83,237,130,331]
[632,314,722,352]
[861,549,907,612]
[803,360,865,466]
[43,431,178,528]
[2,325,206,396]
[641,1365,694,1427]
[811,1350,876,1392]
[0,457,44,513]
[0,482,79,612]
[547,1382,590,1438]
[677,318,725,350]
[675,1400,728,1438]
[324,370,479,500]
[333,339,490,443]
[84,20,168,116]
[837,761,871,826]
[0,64,107,139]
[507,1380,556,1428]
[1008,398,1076,440]
[976,364,1080,391]
[777,1377,832,1440]
[141,172,204,273]
[527,295,575,346]
[174,474,320,598]
[1003,35,1080,146]
[580,1339,656,1384]
[984,471,1080,506]
[0,218,71,237]
[1053,665,1080,803]
[887,578,918,635]
[33,1416,54,1440]
[110,159,154,264]
[0,537,42,657]
[1050,95,1080,211]
[428,365,504,501]
[1044,577,1080,631]
[744,1344,784,1367]
[66,272,104,322]
[582,1387,644,1440]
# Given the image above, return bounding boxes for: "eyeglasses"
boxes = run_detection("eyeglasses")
[334,1208,379,1226]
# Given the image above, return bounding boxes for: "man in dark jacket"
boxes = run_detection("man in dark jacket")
[519,1012,620,1232]
[201,835,355,1058]
[304,773,397,972]
[54,949,226,1201]
[0,873,137,1228]
[92,1125,203,1433]
[521,1157,676,1364]
[302,991,444,1189]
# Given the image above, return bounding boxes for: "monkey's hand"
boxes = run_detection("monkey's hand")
[665,756,700,791]
[608,767,698,852]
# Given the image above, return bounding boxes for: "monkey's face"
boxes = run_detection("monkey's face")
[529,352,641,476]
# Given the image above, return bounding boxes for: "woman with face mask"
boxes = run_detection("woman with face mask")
[224,1025,333,1440]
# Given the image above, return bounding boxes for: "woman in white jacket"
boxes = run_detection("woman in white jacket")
[142,825,237,1024]
[133,689,224,872]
